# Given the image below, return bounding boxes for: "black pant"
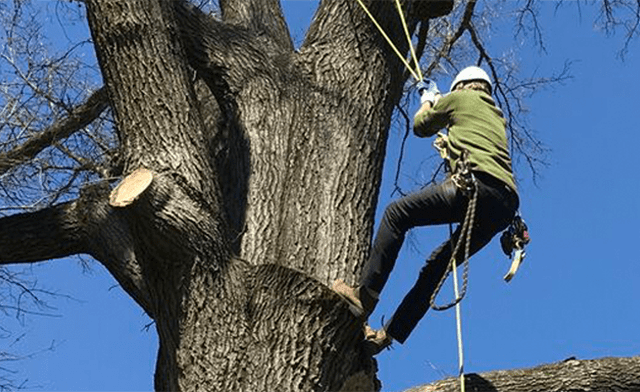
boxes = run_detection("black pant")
[360,172,519,343]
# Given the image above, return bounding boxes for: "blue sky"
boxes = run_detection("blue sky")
[4,1,640,391]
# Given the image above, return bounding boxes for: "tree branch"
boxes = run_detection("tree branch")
[173,0,273,96]
[406,356,640,392]
[424,0,477,76]
[0,202,85,265]
[220,0,294,51]
[0,181,153,316]
[0,87,108,176]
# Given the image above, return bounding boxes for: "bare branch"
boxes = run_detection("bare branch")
[392,106,413,197]
[424,0,477,77]
[588,0,640,58]
[0,87,108,176]
[514,0,547,52]
[0,181,153,316]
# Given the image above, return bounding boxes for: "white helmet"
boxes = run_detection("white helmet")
[450,66,492,92]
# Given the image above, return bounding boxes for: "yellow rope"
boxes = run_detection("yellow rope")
[354,0,421,81]
[394,0,423,81]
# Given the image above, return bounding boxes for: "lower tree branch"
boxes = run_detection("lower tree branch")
[78,182,153,317]
[0,202,84,264]
[406,356,640,392]
[0,182,153,316]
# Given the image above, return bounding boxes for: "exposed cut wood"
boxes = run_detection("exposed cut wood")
[109,168,154,208]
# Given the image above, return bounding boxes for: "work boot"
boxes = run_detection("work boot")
[362,325,392,356]
[332,279,379,317]
[332,279,366,317]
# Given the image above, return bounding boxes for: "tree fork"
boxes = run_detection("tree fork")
[82,0,459,390]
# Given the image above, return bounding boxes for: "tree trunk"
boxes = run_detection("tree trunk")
[4,0,452,390]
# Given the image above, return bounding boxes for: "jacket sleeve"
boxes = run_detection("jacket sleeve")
[413,94,454,137]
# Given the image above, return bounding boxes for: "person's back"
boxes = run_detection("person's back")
[415,88,516,193]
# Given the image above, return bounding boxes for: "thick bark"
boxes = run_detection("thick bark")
[174,0,438,282]
[220,0,294,51]
[2,0,453,391]
[83,0,412,388]
[0,202,85,264]
[4,1,640,391]
[406,356,640,392]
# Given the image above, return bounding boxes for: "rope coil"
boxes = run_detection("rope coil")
[429,152,477,311]
[428,151,477,392]
[429,181,476,311]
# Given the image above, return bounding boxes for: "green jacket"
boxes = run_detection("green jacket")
[414,89,517,193]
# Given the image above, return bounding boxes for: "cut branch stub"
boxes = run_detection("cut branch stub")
[109,168,154,208]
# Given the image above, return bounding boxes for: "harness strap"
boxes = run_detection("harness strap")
[433,132,449,160]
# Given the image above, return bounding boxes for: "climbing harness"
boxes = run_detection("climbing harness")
[354,0,423,81]
[451,150,476,198]
[500,215,530,282]
[433,132,449,160]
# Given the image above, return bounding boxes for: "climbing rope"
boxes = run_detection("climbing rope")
[394,0,423,80]
[429,153,477,311]
[428,151,478,392]
[450,235,466,392]
[354,0,423,81]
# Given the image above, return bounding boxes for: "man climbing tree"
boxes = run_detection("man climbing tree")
[2,0,640,391]
[333,66,519,354]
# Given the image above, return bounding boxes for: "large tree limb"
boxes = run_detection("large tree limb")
[220,0,294,51]
[0,202,84,264]
[78,183,153,316]
[173,0,273,98]
[405,356,640,392]
[87,0,220,201]
[0,87,108,176]
[0,182,153,316]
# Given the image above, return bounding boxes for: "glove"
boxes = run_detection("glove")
[417,79,440,104]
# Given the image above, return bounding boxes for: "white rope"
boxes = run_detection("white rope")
[451,259,466,392]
